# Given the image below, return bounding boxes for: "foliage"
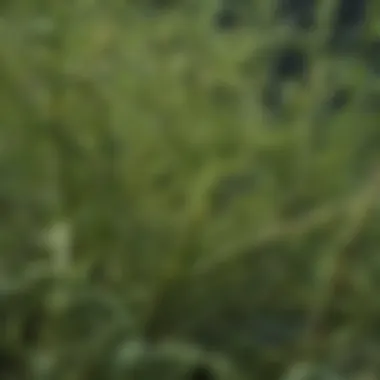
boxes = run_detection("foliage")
[1,1,380,379]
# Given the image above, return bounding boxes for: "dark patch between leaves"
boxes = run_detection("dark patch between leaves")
[187,364,215,380]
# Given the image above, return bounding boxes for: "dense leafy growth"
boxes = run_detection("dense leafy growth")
[1,1,380,379]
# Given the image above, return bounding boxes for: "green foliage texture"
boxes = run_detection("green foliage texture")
[1,0,380,379]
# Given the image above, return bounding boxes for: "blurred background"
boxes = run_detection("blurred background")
[1,0,380,379]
